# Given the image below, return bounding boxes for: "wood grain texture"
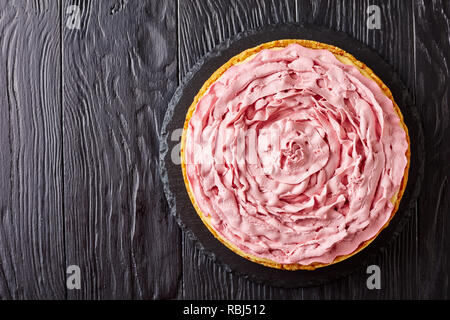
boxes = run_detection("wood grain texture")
[414,0,450,299]
[0,0,447,299]
[178,0,297,79]
[179,0,420,299]
[63,0,181,299]
[0,1,65,299]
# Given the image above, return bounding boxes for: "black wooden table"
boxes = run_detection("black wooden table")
[0,0,448,300]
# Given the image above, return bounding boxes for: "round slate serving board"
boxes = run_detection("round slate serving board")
[159,23,424,288]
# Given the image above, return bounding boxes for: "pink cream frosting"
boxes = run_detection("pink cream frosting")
[184,43,408,265]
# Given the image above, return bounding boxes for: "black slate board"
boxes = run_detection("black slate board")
[161,23,424,288]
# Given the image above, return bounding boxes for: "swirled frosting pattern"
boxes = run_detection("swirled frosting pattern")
[184,44,408,265]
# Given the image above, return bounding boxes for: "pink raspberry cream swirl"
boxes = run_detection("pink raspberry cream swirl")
[184,43,409,266]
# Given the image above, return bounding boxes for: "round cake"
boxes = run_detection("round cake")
[181,39,410,270]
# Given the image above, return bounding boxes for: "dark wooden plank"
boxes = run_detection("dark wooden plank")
[414,0,450,299]
[179,0,419,299]
[0,1,65,299]
[179,0,303,300]
[63,0,181,299]
[179,0,297,77]
[295,0,419,299]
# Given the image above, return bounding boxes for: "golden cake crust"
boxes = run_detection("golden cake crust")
[180,39,411,270]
